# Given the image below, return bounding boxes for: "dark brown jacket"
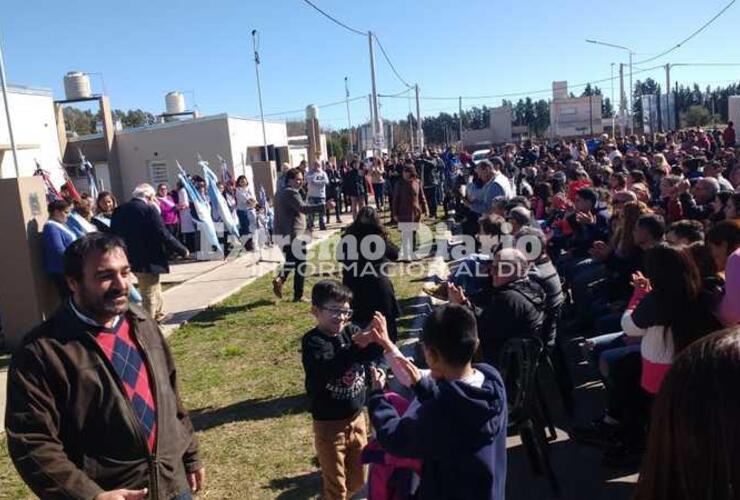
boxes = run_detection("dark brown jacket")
[392,178,428,223]
[5,303,201,500]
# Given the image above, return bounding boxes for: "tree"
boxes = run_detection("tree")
[632,78,661,132]
[63,107,96,135]
[325,133,347,160]
[523,98,536,132]
[111,108,157,129]
[422,112,457,145]
[123,109,156,128]
[532,100,550,137]
[513,99,526,126]
[581,84,602,97]
[681,105,713,128]
[462,105,490,130]
[602,97,614,118]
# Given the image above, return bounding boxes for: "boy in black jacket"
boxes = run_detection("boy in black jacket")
[301,280,377,500]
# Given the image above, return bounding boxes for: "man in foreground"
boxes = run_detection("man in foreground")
[6,233,204,499]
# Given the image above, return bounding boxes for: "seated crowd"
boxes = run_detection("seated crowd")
[13,128,740,500]
[301,130,740,499]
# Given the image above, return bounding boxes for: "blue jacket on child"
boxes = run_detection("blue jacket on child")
[368,363,507,500]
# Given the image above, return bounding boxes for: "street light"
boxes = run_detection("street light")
[586,39,635,131]
[251,30,269,162]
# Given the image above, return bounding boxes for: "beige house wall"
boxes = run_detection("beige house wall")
[115,116,233,197]
[225,116,288,171]
[550,95,603,137]
[0,177,59,347]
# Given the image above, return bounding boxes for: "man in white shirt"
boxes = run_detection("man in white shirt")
[306,160,329,230]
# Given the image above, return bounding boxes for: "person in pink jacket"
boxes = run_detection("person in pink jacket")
[707,220,740,326]
[157,183,180,239]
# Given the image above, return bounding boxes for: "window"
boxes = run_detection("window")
[148,160,168,185]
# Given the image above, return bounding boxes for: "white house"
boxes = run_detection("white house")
[115,114,289,197]
[0,85,65,186]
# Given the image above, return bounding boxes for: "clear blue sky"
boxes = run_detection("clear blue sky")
[3,0,739,127]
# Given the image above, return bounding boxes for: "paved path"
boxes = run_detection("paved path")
[158,215,352,336]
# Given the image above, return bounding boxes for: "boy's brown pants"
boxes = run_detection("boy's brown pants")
[313,413,368,500]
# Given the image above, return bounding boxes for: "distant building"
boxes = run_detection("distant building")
[462,106,513,147]
[728,96,740,126]
[357,121,393,157]
[549,81,603,138]
[288,134,327,166]
[461,106,528,148]
[0,85,65,186]
[114,114,289,198]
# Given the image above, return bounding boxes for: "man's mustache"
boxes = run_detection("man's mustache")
[103,289,127,300]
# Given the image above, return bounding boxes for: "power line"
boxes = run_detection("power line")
[379,64,666,102]
[373,34,413,89]
[263,95,366,117]
[633,0,736,65]
[300,0,365,36]
[378,87,413,98]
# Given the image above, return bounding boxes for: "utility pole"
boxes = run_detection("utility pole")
[368,31,381,156]
[675,81,680,131]
[629,51,634,132]
[610,63,616,135]
[251,30,269,162]
[664,64,673,131]
[586,39,634,134]
[415,84,423,152]
[665,64,671,99]
[619,63,626,135]
[344,77,353,156]
[367,94,373,155]
[408,112,414,151]
[0,39,19,177]
[589,93,594,136]
[458,96,463,152]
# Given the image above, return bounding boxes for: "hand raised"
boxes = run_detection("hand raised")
[448,283,468,306]
[370,365,386,391]
[369,312,392,349]
[395,356,422,386]
[630,271,652,291]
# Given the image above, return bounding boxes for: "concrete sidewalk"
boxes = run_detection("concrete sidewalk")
[0,213,355,429]
[158,214,352,336]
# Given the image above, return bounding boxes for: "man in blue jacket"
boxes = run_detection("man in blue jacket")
[366,304,507,500]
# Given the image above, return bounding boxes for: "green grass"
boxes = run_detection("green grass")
[0,223,436,499]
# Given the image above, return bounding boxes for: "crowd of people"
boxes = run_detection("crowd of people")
[39,169,280,322]
[7,124,740,499]
[298,127,740,499]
